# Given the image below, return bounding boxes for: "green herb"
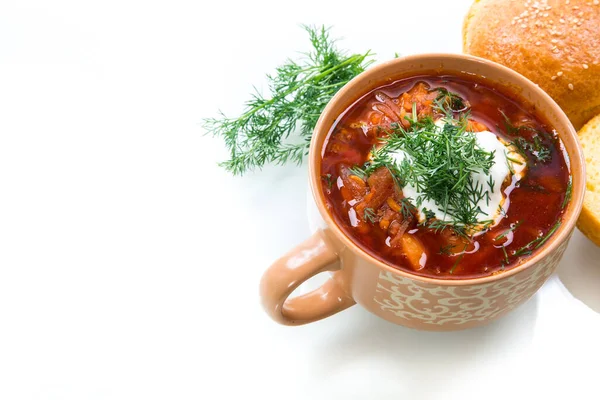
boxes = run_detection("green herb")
[406,102,418,125]
[426,220,469,240]
[499,110,536,136]
[349,165,368,180]
[439,244,455,256]
[562,177,573,209]
[423,208,436,220]
[370,113,495,233]
[434,88,469,118]
[204,25,374,175]
[505,151,516,175]
[322,173,333,189]
[513,220,562,257]
[400,197,417,220]
[449,244,469,274]
[495,220,523,241]
[510,135,551,164]
[501,246,509,265]
[363,207,377,224]
[506,156,524,165]
[487,175,495,192]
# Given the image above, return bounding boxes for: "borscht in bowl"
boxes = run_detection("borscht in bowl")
[320,75,571,279]
[261,54,584,329]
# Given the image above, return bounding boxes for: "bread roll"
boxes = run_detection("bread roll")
[463,0,600,130]
[576,114,600,246]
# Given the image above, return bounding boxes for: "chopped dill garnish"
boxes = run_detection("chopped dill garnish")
[450,244,469,274]
[369,110,495,234]
[400,198,417,220]
[513,220,562,257]
[499,110,536,136]
[501,246,509,265]
[487,175,495,192]
[495,220,523,241]
[349,165,368,180]
[322,174,333,189]
[204,25,374,175]
[562,177,573,210]
[499,111,553,165]
[510,136,551,164]
[363,207,377,224]
[505,150,516,175]
[439,244,455,256]
[423,208,436,220]
[434,88,469,118]
[506,156,524,165]
[498,205,507,217]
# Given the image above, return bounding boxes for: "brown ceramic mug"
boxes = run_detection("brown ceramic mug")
[259,54,586,331]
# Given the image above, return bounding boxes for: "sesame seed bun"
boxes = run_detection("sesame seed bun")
[463,0,600,130]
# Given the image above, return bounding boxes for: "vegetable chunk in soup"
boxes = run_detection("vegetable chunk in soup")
[320,75,571,279]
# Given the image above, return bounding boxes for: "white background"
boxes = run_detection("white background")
[1,0,600,398]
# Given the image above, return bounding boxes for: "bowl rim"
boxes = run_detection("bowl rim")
[308,52,586,286]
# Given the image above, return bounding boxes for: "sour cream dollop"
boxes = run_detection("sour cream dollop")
[389,121,526,230]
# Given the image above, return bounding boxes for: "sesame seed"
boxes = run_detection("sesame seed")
[551,39,559,43]
[573,18,579,23]
[521,24,527,28]
[568,83,574,90]
[568,56,575,62]
[512,20,516,25]
[578,11,584,16]
[560,18,565,23]
[535,41,542,45]
[543,13,549,17]
[577,21,583,26]
[557,71,563,76]
[551,76,557,80]
[583,64,589,69]
[573,5,579,9]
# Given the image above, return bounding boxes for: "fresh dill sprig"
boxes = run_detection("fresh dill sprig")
[513,220,562,257]
[439,244,455,256]
[363,207,377,224]
[562,177,573,209]
[322,173,333,189]
[511,136,551,164]
[499,110,536,136]
[495,220,523,241]
[450,244,469,274]
[204,25,374,175]
[349,165,368,180]
[369,109,495,233]
[434,88,469,118]
[501,246,510,266]
[400,197,417,220]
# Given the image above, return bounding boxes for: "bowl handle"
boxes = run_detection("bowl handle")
[259,230,355,325]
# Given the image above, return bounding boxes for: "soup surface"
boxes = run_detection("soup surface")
[320,75,571,279]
